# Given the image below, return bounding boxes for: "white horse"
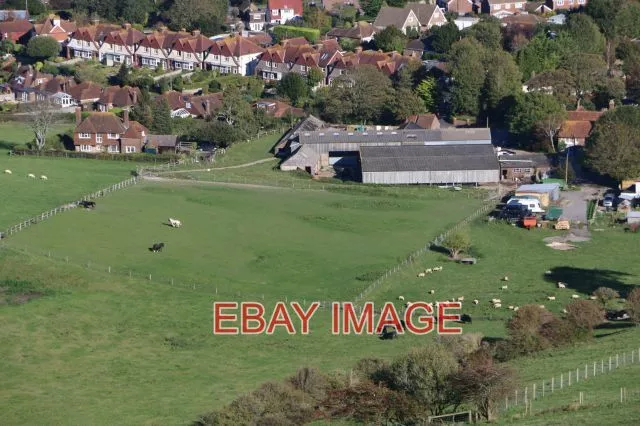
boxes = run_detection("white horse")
[168,218,182,228]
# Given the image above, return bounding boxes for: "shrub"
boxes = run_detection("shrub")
[26,36,61,60]
[626,287,640,324]
[441,227,471,259]
[273,26,320,43]
[565,300,604,331]
[593,287,620,307]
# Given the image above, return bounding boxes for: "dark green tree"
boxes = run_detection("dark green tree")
[360,0,384,18]
[415,77,437,112]
[561,53,608,108]
[374,26,408,53]
[277,73,309,104]
[429,21,460,54]
[121,0,153,25]
[449,38,486,116]
[151,99,173,134]
[463,18,502,50]
[508,92,566,152]
[26,36,61,60]
[130,90,154,129]
[566,13,605,55]
[307,67,324,88]
[173,76,184,92]
[115,63,130,87]
[483,50,522,121]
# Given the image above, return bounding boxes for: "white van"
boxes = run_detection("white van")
[506,197,545,213]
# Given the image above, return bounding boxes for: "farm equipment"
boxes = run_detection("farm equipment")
[555,219,571,230]
[522,216,537,230]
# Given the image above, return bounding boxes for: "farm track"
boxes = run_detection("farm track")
[141,175,297,191]
[158,157,278,174]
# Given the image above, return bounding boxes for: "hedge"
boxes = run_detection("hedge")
[10,148,182,163]
[273,26,320,43]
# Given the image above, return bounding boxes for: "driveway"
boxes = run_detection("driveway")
[559,185,601,222]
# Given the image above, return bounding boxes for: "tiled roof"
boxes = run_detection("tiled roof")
[66,81,103,102]
[33,15,76,39]
[98,86,140,107]
[0,19,32,34]
[122,121,148,139]
[75,112,127,134]
[403,114,440,129]
[566,110,604,122]
[268,0,303,15]
[558,121,593,139]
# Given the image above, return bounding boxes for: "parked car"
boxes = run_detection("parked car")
[605,310,630,321]
[499,204,532,223]
[603,194,616,209]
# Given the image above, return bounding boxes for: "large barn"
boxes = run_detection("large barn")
[280,126,500,185]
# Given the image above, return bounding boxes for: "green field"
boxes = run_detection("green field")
[0,121,73,150]
[0,154,136,228]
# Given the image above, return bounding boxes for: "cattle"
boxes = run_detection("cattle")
[151,242,165,252]
[460,314,472,324]
[168,218,182,228]
[79,200,96,209]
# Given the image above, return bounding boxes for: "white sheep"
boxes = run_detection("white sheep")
[4,169,11,174]
[168,218,182,228]
[562,309,568,314]
[472,299,479,305]
[589,296,597,300]
[501,285,508,290]
[571,294,580,299]
[491,298,501,304]
[547,296,556,301]
[539,305,546,309]
[457,296,464,302]
[545,270,553,275]
[557,282,567,289]
[425,268,433,274]
[508,305,514,310]
[398,296,405,301]
[494,303,502,308]
[428,290,435,295]
[27,173,36,178]
[513,306,519,311]
[40,175,47,180]
[417,272,426,278]
[433,266,443,272]
[502,276,509,281]
[405,302,412,307]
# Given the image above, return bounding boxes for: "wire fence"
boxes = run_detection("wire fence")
[501,347,640,414]
[2,177,138,239]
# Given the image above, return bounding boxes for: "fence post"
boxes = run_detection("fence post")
[576,368,579,383]
[533,383,536,400]
[594,362,596,377]
[560,373,563,389]
[585,364,588,379]
[542,381,545,397]
[568,371,571,386]
[610,356,612,371]
[616,354,619,368]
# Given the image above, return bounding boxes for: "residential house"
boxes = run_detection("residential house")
[557,108,604,148]
[454,16,480,30]
[482,0,526,17]
[321,0,361,14]
[325,21,376,44]
[166,30,213,70]
[247,9,267,32]
[255,42,317,81]
[0,10,29,21]
[500,12,544,30]
[329,49,419,83]
[73,108,148,153]
[157,90,223,118]
[66,81,103,108]
[403,38,428,58]
[67,24,121,60]
[204,35,264,75]
[10,65,53,102]
[374,3,446,34]
[254,99,305,118]
[97,86,141,111]
[546,0,587,11]
[438,0,476,15]
[400,114,441,129]
[0,19,32,43]
[525,1,552,13]
[268,0,304,25]
[32,14,76,44]
[137,29,173,69]
[36,76,76,107]
[498,151,553,181]
[146,135,179,154]
[0,83,15,102]
[99,24,145,66]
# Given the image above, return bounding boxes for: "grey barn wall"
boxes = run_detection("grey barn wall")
[362,170,500,185]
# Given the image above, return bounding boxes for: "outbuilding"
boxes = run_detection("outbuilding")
[515,183,561,207]
[627,211,640,225]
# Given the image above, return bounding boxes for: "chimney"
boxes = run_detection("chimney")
[53,16,61,26]
[205,99,211,116]
[123,109,130,128]
[609,99,615,110]
[75,107,82,125]
[180,28,186,33]
[192,29,201,37]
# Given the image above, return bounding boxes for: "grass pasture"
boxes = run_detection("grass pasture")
[0,155,136,228]
[0,122,73,151]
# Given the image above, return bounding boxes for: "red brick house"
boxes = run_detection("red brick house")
[97,86,141,111]
[557,108,604,148]
[0,19,32,43]
[73,108,148,154]
[267,0,304,24]
[32,14,76,43]
[546,0,587,10]
[401,114,441,130]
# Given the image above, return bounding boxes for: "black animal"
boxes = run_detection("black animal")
[379,325,398,340]
[151,242,165,252]
[79,200,96,209]
[460,314,472,324]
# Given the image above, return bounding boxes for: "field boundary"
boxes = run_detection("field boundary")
[2,176,138,239]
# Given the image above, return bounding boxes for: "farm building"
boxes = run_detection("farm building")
[361,144,499,185]
[515,183,561,207]
[626,211,640,225]
[498,152,554,181]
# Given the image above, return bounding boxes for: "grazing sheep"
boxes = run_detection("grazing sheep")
[557,282,567,289]
[545,270,553,275]
[398,296,405,301]
[501,285,508,290]
[502,276,509,281]
[508,305,514,310]
[539,305,545,309]
[571,294,580,299]
[514,306,519,311]
[27,173,36,178]
[472,299,479,305]
[418,272,426,278]
[562,309,568,314]
[428,290,435,295]
[457,296,464,302]
[493,303,502,308]
[425,268,433,274]
[491,298,501,304]
[432,266,443,272]
[168,218,182,228]
[547,296,556,301]
[589,296,597,300]
[40,175,47,180]
[4,169,11,174]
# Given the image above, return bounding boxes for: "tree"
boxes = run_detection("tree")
[218,85,254,128]
[536,109,567,153]
[482,50,522,121]
[587,106,640,183]
[339,37,357,52]
[151,99,173,134]
[561,53,608,108]
[164,0,226,33]
[361,0,384,18]
[451,349,517,421]
[616,1,640,39]
[508,92,565,151]
[277,73,309,104]
[516,33,575,81]
[307,67,324,88]
[449,38,486,116]
[172,76,184,92]
[585,0,624,68]
[526,70,576,107]
[74,62,108,86]
[416,77,437,112]
[627,287,640,324]
[441,227,471,259]
[26,37,61,61]
[0,39,15,55]
[463,18,502,50]
[130,90,153,129]
[121,0,152,25]
[374,26,407,53]
[392,88,426,121]
[593,287,620,308]
[302,7,332,34]
[566,13,606,55]
[28,99,56,151]
[593,77,625,110]
[430,21,460,54]
[565,300,604,331]
[115,63,130,87]
[384,345,460,415]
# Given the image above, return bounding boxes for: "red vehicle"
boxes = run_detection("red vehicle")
[522,216,537,230]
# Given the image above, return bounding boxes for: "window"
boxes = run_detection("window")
[108,145,119,153]
[516,2,522,7]
[513,168,522,173]
[557,0,563,4]
[214,55,219,60]
[154,49,159,55]
[494,4,501,9]
[108,133,119,139]
[96,134,103,144]
[186,52,191,58]
[144,47,149,53]
[578,0,585,3]
[273,9,279,15]
[80,144,92,152]
[125,146,136,153]
[524,168,532,174]
[79,133,90,139]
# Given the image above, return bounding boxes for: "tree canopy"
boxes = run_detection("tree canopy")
[374,26,408,53]
[26,37,61,61]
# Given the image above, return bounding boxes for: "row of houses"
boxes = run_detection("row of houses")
[437,0,587,17]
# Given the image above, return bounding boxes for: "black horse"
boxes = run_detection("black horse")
[79,200,96,209]
[460,314,472,324]
[150,242,165,252]
[379,325,398,340]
